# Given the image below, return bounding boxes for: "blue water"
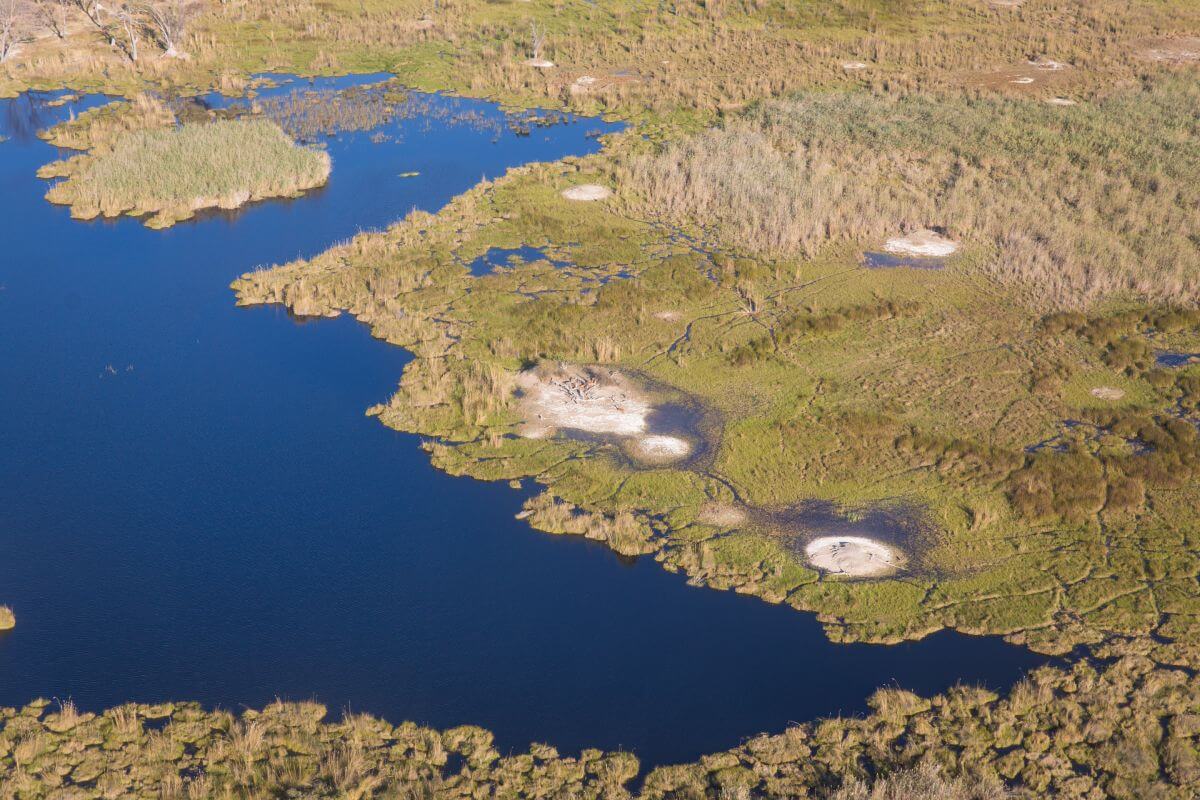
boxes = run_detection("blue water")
[1156,351,1200,368]
[0,81,1049,768]
[467,245,569,276]
[863,251,947,270]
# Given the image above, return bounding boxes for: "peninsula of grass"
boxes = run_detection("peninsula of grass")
[40,119,331,229]
[0,605,13,631]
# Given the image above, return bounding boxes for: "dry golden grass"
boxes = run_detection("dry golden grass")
[623,79,1200,307]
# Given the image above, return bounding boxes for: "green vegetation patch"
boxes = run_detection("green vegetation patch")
[41,118,331,229]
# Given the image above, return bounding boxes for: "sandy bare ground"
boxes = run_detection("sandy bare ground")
[526,58,556,69]
[516,364,697,466]
[625,434,692,464]
[805,536,903,578]
[1139,37,1200,62]
[1091,386,1126,401]
[562,184,612,201]
[883,229,959,258]
[517,365,648,438]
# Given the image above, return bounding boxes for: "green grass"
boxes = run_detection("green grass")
[41,119,331,228]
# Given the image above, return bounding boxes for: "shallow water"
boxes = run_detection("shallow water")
[0,80,1049,768]
[467,245,568,276]
[1156,351,1200,368]
[863,251,947,270]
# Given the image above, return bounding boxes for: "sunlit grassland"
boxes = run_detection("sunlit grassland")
[229,133,1200,657]
[40,118,330,228]
[623,79,1200,307]
[3,0,1199,123]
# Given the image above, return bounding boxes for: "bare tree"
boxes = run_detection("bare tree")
[529,21,545,61]
[1,0,33,63]
[33,0,69,38]
[69,0,140,62]
[141,0,198,58]
[112,1,140,61]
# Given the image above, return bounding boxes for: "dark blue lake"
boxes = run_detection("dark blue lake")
[0,77,1048,769]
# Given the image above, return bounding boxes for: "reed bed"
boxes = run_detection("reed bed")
[42,117,331,228]
[624,79,1200,307]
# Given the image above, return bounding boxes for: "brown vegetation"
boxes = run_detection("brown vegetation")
[624,81,1200,307]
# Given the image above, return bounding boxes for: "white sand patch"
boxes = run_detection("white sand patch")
[883,229,959,258]
[570,75,598,95]
[654,310,682,322]
[626,434,692,464]
[562,184,612,201]
[526,58,556,69]
[842,61,869,71]
[1142,38,1200,62]
[517,365,649,437]
[805,536,902,577]
[987,0,1023,6]
[1028,57,1069,71]
[1091,386,1126,401]
[1010,76,1035,85]
[1046,97,1078,106]
[698,503,746,528]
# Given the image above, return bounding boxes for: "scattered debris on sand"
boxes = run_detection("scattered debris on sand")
[516,363,704,467]
[1028,57,1069,71]
[562,184,612,201]
[517,365,648,439]
[883,229,959,258]
[1090,386,1126,401]
[805,536,903,578]
[1140,37,1200,62]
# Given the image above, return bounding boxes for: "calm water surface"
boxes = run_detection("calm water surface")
[0,77,1049,768]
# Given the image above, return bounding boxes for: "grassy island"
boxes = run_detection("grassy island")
[40,118,330,228]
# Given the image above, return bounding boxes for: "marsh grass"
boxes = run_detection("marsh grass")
[42,118,331,228]
[625,80,1200,307]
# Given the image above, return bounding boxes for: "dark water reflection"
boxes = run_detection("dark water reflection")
[0,80,1049,768]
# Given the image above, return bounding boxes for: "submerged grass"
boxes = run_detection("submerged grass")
[41,118,331,228]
